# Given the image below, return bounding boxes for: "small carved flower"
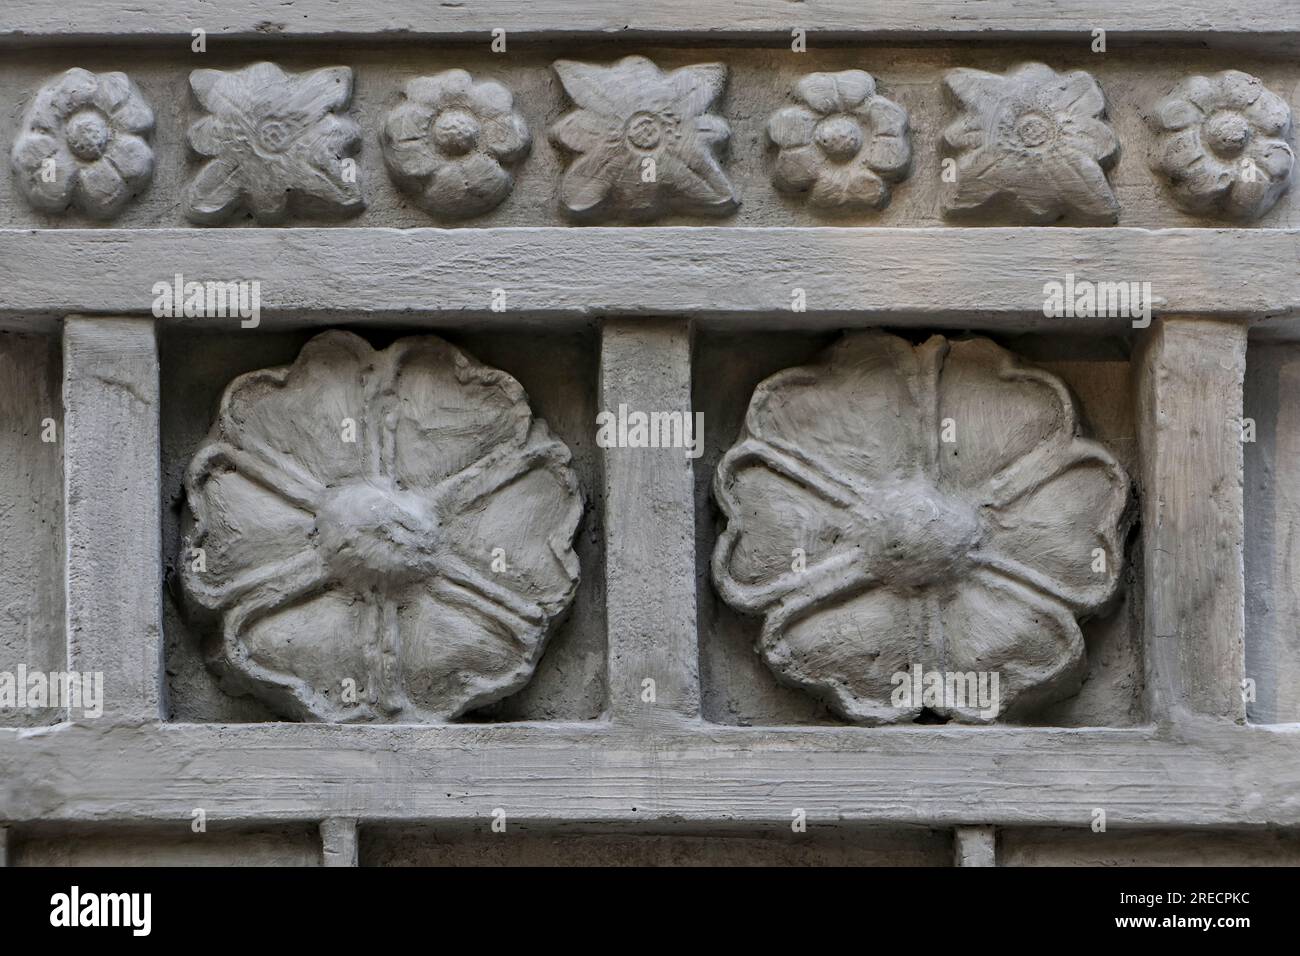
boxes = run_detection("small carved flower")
[713,332,1129,724]
[10,68,155,219]
[1150,70,1295,220]
[184,62,364,225]
[549,55,738,221]
[942,62,1121,224]
[381,70,531,219]
[767,70,911,211]
[181,331,583,723]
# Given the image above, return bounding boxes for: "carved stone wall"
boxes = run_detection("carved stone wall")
[0,2,1298,867]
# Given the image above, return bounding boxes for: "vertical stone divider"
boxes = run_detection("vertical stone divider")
[1135,317,1247,724]
[0,825,10,866]
[63,317,163,722]
[953,826,997,866]
[320,817,360,866]
[600,319,701,729]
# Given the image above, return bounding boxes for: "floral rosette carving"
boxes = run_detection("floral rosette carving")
[767,70,911,212]
[548,55,738,221]
[1149,70,1295,220]
[712,332,1129,724]
[942,62,1121,224]
[184,62,364,225]
[381,70,531,219]
[10,68,155,219]
[181,331,583,722]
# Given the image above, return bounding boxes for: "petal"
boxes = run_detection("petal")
[694,113,730,146]
[91,72,132,112]
[10,134,76,213]
[948,145,1017,214]
[1246,88,1292,137]
[387,336,531,489]
[187,115,225,157]
[936,337,1077,494]
[944,68,1005,113]
[1226,145,1293,219]
[767,105,818,148]
[978,449,1129,612]
[74,158,129,219]
[558,142,622,216]
[406,69,472,108]
[667,62,728,117]
[1251,138,1296,179]
[943,115,986,152]
[466,79,515,117]
[285,65,353,118]
[183,451,319,604]
[397,579,545,719]
[712,444,859,606]
[480,111,531,162]
[771,145,822,192]
[549,108,616,153]
[761,587,929,724]
[383,135,441,182]
[554,57,663,118]
[831,70,877,110]
[235,586,379,721]
[104,132,153,189]
[383,99,434,145]
[423,151,513,218]
[1061,116,1119,165]
[1179,74,1223,113]
[108,86,154,135]
[1152,95,1202,132]
[657,143,738,214]
[744,331,930,489]
[939,570,1084,721]
[1036,149,1120,223]
[48,67,99,115]
[184,158,245,224]
[441,427,582,613]
[808,162,887,210]
[1041,69,1106,118]
[860,99,911,175]
[217,331,373,487]
[1217,69,1265,110]
[795,73,840,114]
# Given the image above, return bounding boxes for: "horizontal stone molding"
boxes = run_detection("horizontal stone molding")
[1,227,1298,332]
[2,722,1299,827]
[2,1,1298,44]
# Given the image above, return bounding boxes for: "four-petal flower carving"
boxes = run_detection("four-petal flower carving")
[712,332,1130,724]
[181,331,583,722]
[549,55,739,221]
[767,70,911,212]
[184,62,364,225]
[11,68,155,219]
[943,62,1121,224]
[1150,70,1295,220]
[381,70,531,219]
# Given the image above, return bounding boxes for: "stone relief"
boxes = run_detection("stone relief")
[712,332,1130,724]
[1149,70,1295,220]
[767,70,911,212]
[11,68,155,219]
[381,70,531,219]
[942,62,1121,224]
[548,55,739,221]
[180,331,583,722]
[183,62,364,225]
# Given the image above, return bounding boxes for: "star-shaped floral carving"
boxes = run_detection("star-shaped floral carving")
[10,68,155,219]
[381,70,531,220]
[184,62,364,225]
[942,62,1121,224]
[548,55,738,221]
[767,70,911,212]
[1150,70,1295,220]
[712,332,1130,724]
[181,331,583,722]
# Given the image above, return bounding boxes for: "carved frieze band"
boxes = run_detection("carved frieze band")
[9,60,1294,223]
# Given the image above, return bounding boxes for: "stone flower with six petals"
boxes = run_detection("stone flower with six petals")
[767,70,911,212]
[381,70,531,219]
[712,332,1129,724]
[942,62,1121,224]
[11,68,155,219]
[181,331,583,723]
[184,62,364,225]
[549,55,738,221]
[1149,70,1295,220]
